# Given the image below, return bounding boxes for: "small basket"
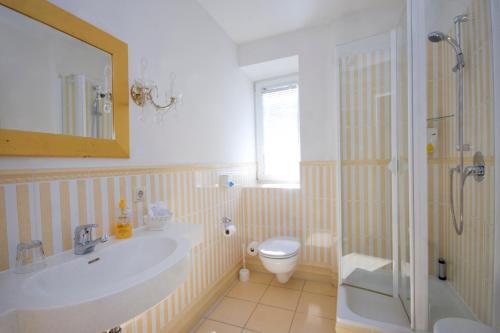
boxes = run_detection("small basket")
[143,213,172,230]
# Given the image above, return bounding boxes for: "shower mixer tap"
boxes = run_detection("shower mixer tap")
[464,164,485,179]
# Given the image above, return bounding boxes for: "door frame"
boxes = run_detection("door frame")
[408,0,428,330]
[491,0,500,329]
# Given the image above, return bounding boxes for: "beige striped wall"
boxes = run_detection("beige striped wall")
[338,45,393,260]
[0,161,340,332]
[427,0,495,324]
[242,162,337,269]
[0,163,255,332]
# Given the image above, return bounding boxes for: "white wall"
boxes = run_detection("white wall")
[238,4,403,161]
[240,55,298,82]
[425,0,473,34]
[0,0,255,169]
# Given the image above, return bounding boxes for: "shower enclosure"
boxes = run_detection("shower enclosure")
[335,0,499,332]
[335,1,412,330]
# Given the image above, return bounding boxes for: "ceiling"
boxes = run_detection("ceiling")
[196,0,402,44]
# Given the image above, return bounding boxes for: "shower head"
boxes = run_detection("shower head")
[427,31,447,43]
[428,32,462,55]
[427,31,465,71]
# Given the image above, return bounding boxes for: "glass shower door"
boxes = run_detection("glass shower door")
[337,15,410,320]
[338,33,396,296]
[395,1,411,316]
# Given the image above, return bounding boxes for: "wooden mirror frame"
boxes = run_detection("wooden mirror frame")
[0,0,129,158]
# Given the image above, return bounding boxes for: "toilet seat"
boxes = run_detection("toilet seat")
[433,318,497,333]
[258,237,300,259]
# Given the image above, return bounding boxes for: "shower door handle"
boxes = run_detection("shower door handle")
[387,158,399,174]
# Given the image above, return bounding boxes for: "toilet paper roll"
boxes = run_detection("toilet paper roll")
[224,224,236,237]
[247,241,259,256]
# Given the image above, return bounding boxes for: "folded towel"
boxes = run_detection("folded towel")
[148,201,172,218]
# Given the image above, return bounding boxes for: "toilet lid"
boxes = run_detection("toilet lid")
[258,237,300,259]
[434,318,497,333]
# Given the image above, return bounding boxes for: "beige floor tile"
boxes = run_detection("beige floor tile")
[208,297,257,327]
[194,319,243,333]
[249,271,274,285]
[290,312,335,333]
[296,292,336,319]
[271,277,305,291]
[260,286,301,310]
[245,304,294,333]
[303,280,337,296]
[227,281,268,302]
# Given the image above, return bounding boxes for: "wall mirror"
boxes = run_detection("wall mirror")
[0,0,129,157]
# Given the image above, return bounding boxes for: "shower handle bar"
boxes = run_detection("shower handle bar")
[449,14,468,236]
[449,44,466,235]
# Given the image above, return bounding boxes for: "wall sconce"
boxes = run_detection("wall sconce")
[94,85,112,114]
[93,64,113,115]
[130,60,182,123]
[130,80,178,110]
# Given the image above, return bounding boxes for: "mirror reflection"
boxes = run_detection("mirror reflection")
[0,5,114,139]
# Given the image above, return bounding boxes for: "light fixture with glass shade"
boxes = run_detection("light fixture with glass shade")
[130,58,182,124]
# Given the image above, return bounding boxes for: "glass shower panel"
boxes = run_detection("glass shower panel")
[338,33,395,296]
[395,0,411,316]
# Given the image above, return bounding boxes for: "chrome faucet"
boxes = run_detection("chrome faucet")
[73,224,109,255]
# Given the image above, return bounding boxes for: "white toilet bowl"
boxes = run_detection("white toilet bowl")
[258,237,300,283]
[434,318,498,333]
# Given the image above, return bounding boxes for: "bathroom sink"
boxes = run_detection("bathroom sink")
[23,237,178,304]
[0,223,202,333]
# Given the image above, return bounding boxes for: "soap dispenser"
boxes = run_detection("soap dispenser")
[115,199,132,239]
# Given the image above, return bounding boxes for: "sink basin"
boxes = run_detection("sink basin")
[0,224,202,333]
[23,237,178,305]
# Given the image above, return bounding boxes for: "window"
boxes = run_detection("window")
[255,76,300,183]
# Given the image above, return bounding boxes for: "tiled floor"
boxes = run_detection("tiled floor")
[191,271,337,333]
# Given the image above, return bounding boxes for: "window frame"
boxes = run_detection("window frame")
[254,74,301,183]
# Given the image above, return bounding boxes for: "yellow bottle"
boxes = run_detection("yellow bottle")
[427,143,435,154]
[115,199,132,239]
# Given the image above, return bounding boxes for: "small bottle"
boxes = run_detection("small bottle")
[438,258,447,280]
[115,199,132,239]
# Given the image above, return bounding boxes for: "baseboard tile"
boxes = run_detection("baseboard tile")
[245,256,338,285]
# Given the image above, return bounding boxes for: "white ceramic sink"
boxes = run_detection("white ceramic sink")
[0,223,203,333]
[23,237,178,304]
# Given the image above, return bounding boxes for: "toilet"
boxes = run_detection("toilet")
[258,237,300,283]
[434,318,498,333]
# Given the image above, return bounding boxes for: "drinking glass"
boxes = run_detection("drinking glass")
[15,240,46,274]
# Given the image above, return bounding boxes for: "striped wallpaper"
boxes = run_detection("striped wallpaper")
[0,161,341,332]
[338,42,393,261]
[0,164,255,332]
[242,162,337,268]
[427,0,495,324]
